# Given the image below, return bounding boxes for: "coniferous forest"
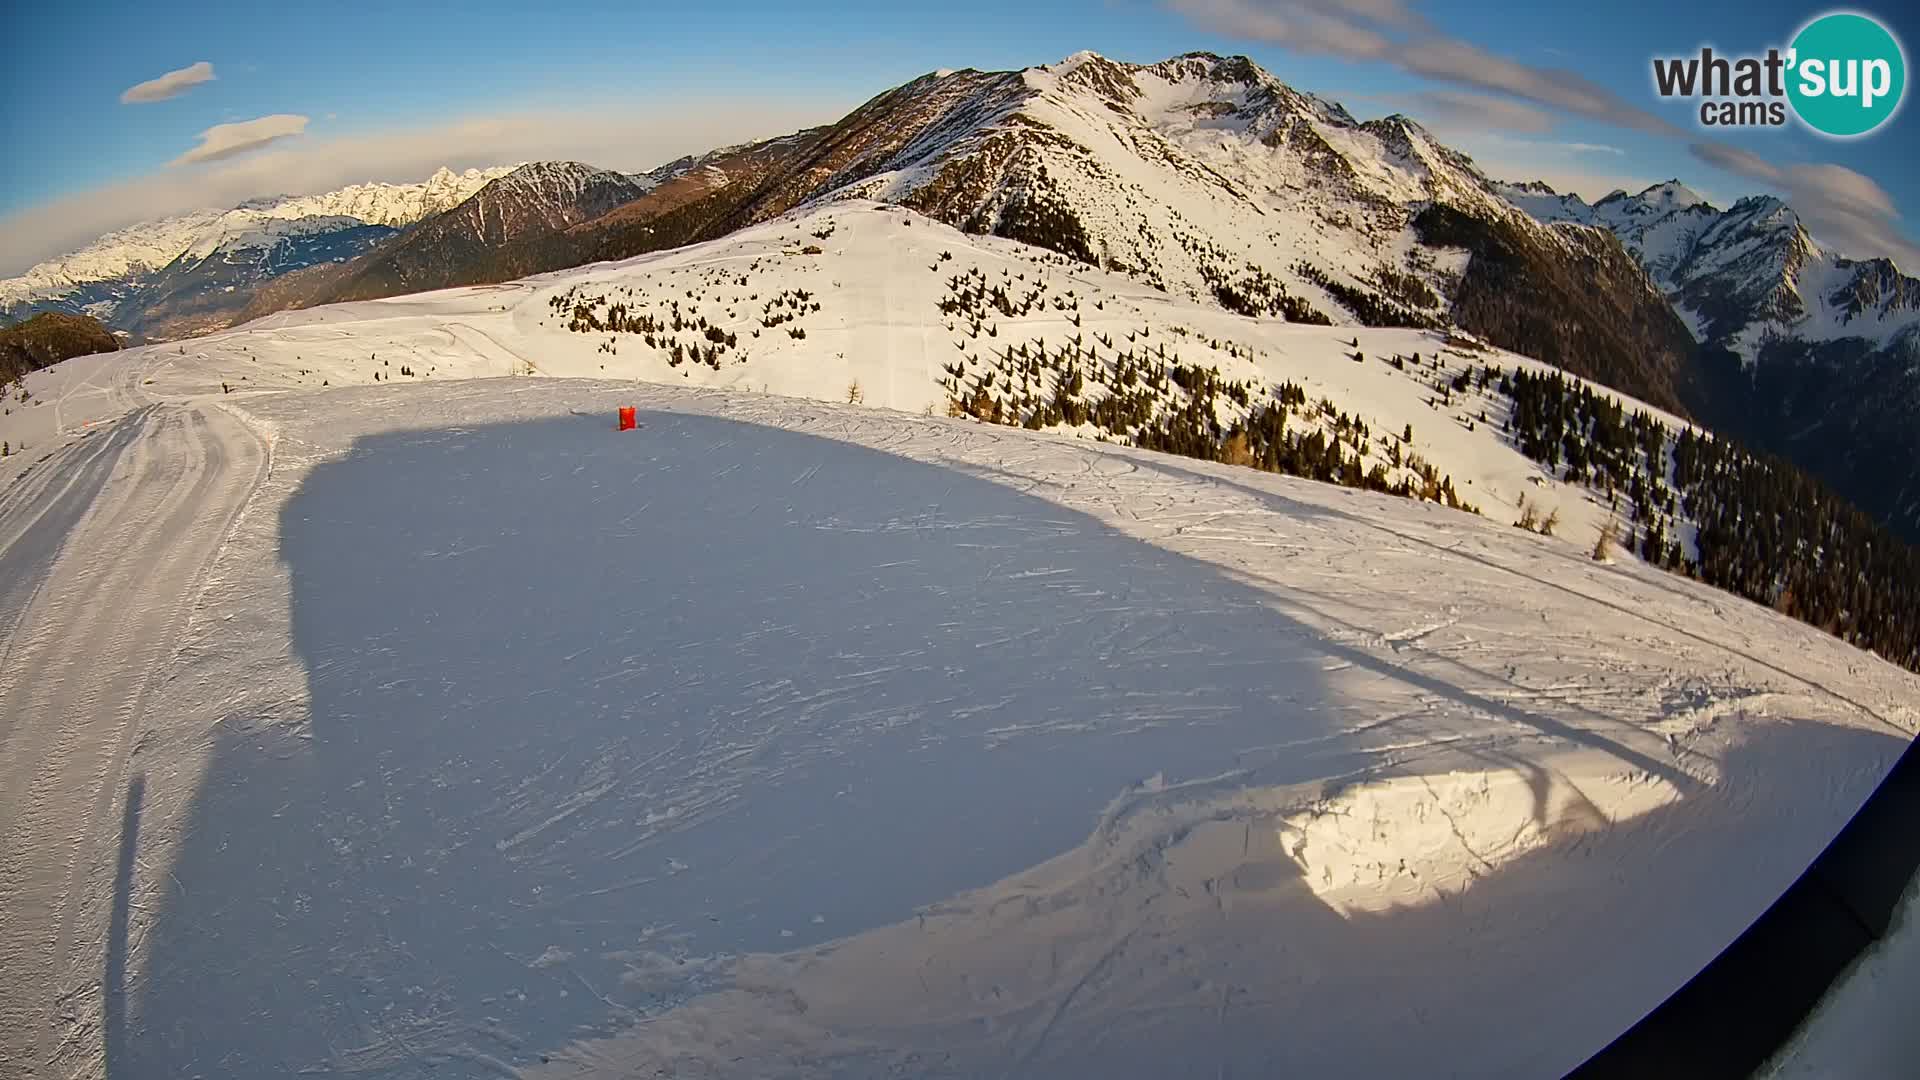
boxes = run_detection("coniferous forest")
[547,242,1920,675]
[1497,367,1920,674]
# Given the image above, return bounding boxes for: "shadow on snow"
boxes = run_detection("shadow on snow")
[120,410,1907,1078]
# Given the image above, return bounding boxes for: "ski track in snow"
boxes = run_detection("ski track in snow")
[0,205,1916,1078]
[0,367,268,1078]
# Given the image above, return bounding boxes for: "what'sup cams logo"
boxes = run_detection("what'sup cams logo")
[1652,11,1907,136]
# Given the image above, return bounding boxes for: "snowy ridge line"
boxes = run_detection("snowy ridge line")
[1498,178,1920,360]
[1573,735,1920,1078]
[8,200,1917,679]
[0,165,516,307]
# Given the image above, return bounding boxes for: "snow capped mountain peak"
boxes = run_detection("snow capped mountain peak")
[1494,180,1601,226]
[1359,113,1466,169]
[1501,171,1919,360]
[775,49,1658,373]
[1027,49,1141,107]
[2,211,229,307]
[454,161,655,229]
[1574,180,1719,239]
[1,165,514,309]
[1053,48,1108,71]
[1015,49,1358,135]
[1129,51,1357,127]
[1547,180,1712,224]
[1148,50,1269,88]
[484,160,649,201]
[1725,193,1798,232]
[1370,112,1430,136]
[505,160,605,183]
[1636,179,1709,212]
[303,161,661,304]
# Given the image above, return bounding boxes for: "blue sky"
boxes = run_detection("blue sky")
[2,0,1914,272]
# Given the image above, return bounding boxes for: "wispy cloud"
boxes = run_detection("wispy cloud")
[0,101,845,275]
[1412,90,1553,134]
[171,114,310,166]
[120,61,216,104]
[1167,0,1917,264]
[1688,142,1920,267]
[1450,131,1665,203]
[1172,0,1683,135]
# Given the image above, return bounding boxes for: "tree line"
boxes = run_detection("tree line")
[1498,366,1920,673]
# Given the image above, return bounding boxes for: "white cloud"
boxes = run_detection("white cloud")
[120,61,216,104]
[0,100,847,275]
[172,114,310,166]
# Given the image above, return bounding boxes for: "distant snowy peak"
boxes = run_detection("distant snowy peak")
[1502,176,1919,355]
[0,166,513,304]
[1644,179,1709,210]
[1499,179,1717,234]
[3,212,227,303]
[479,161,655,203]
[267,165,517,230]
[1492,182,1598,227]
[1595,179,1710,219]
[422,161,656,245]
[299,161,665,305]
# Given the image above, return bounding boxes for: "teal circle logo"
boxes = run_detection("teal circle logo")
[1787,12,1906,136]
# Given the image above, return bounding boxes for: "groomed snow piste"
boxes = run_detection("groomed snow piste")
[1,204,1915,1078]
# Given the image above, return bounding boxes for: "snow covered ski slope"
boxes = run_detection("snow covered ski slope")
[0,371,268,1076]
[0,203,1916,1078]
[5,203,1692,559]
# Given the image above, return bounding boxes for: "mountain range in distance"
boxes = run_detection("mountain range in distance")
[4,49,1916,539]
[1498,177,1920,539]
